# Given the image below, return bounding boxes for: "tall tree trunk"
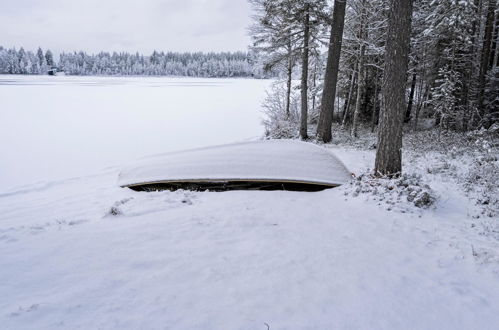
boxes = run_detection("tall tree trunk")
[300,4,310,139]
[351,2,367,138]
[463,0,482,130]
[489,8,499,69]
[317,0,347,143]
[414,55,428,131]
[312,66,317,114]
[486,12,499,126]
[351,49,365,137]
[405,72,417,123]
[341,69,355,122]
[375,0,413,176]
[478,0,496,122]
[414,83,428,131]
[342,64,357,126]
[285,47,293,118]
[495,17,499,68]
[371,82,379,133]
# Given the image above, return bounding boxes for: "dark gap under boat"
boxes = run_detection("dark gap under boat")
[126,179,338,192]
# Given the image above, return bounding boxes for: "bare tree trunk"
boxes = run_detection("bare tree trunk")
[285,50,293,118]
[351,51,365,136]
[351,2,367,138]
[463,0,482,130]
[342,64,357,126]
[337,94,341,121]
[496,41,499,68]
[488,6,499,69]
[375,0,413,176]
[478,0,496,122]
[312,68,317,114]
[486,12,499,126]
[371,82,379,133]
[300,4,310,139]
[341,69,354,121]
[316,0,347,143]
[405,72,417,123]
[414,84,428,131]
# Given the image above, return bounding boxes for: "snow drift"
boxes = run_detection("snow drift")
[118,140,351,191]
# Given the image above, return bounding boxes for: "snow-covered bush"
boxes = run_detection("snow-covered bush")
[262,81,300,139]
[345,172,436,211]
[465,156,499,218]
[463,126,499,218]
[328,123,377,148]
[431,66,464,130]
[405,126,499,218]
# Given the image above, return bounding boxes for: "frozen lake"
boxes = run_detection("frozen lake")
[0,75,272,192]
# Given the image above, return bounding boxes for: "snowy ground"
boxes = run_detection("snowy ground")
[1,76,499,329]
[1,140,499,329]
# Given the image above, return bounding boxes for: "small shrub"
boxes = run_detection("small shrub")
[346,172,436,211]
[261,81,300,139]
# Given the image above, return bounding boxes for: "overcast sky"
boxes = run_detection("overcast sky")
[0,0,253,56]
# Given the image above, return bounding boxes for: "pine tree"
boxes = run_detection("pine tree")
[293,0,328,139]
[249,0,299,117]
[478,0,497,126]
[316,0,347,143]
[45,49,54,67]
[375,0,413,176]
[417,0,477,130]
[350,0,368,138]
[36,47,45,68]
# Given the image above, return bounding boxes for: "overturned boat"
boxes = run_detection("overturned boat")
[118,140,351,192]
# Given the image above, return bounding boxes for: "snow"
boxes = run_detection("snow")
[118,140,351,188]
[1,144,499,329]
[1,76,498,329]
[0,75,272,192]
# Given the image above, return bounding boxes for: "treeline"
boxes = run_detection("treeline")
[250,0,498,175]
[58,51,258,77]
[0,46,264,77]
[0,46,55,75]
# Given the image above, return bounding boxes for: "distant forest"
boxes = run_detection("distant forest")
[0,46,265,77]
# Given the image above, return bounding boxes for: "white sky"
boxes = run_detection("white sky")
[0,0,252,56]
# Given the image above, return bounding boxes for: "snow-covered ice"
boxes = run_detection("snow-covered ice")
[0,75,271,192]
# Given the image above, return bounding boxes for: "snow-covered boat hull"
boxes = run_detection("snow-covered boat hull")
[118,140,351,191]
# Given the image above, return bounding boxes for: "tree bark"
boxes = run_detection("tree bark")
[351,49,365,137]
[414,84,428,131]
[300,4,310,139]
[371,82,379,133]
[351,1,367,138]
[375,0,413,176]
[477,0,496,121]
[463,0,482,130]
[316,0,347,143]
[342,63,357,126]
[285,46,293,118]
[488,5,499,69]
[312,67,317,114]
[405,72,417,123]
[341,69,355,122]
